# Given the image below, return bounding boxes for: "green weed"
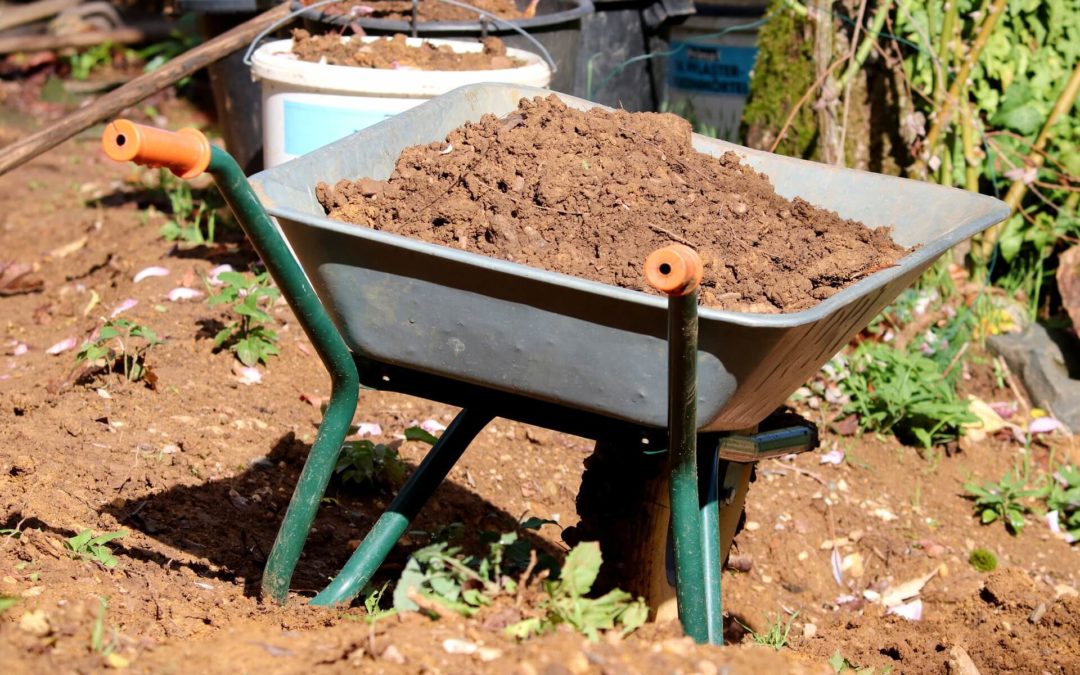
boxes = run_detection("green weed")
[1045,464,1080,541]
[65,42,116,80]
[0,596,17,613]
[208,270,280,367]
[748,612,797,651]
[65,530,127,569]
[158,170,220,245]
[77,318,162,383]
[964,468,1041,534]
[336,440,408,489]
[840,340,975,449]
[829,649,893,674]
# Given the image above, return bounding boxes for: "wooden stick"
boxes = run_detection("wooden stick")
[0,0,80,33]
[0,21,174,54]
[0,2,290,177]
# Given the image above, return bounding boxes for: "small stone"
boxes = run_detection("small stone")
[19,610,51,636]
[802,623,817,639]
[697,660,719,675]
[566,651,590,674]
[947,645,982,675]
[443,638,478,655]
[797,551,809,561]
[381,644,406,664]
[104,653,130,669]
[477,647,502,662]
[1028,603,1047,624]
[744,521,760,531]
[761,575,773,584]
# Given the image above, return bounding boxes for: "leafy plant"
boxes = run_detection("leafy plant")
[506,542,648,641]
[0,596,17,613]
[829,650,893,674]
[839,340,975,448]
[65,530,127,569]
[964,469,1041,534]
[336,440,408,489]
[1045,464,1080,541]
[65,42,117,81]
[158,170,220,245]
[208,270,280,367]
[968,547,998,572]
[77,319,162,383]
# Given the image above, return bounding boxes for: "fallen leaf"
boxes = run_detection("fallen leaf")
[110,298,138,318]
[829,415,859,436]
[0,261,44,296]
[886,598,923,621]
[82,289,100,317]
[48,235,88,259]
[45,337,78,355]
[881,567,939,607]
[964,396,1009,434]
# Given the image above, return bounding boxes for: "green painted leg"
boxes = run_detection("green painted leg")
[311,407,493,607]
[698,444,724,645]
[665,290,709,643]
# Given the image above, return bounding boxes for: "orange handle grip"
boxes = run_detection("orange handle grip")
[101,119,212,179]
[644,243,703,297]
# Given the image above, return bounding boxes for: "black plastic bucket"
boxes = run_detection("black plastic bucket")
[292,0,594,95]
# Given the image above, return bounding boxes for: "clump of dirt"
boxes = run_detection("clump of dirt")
[290,30,520,70]
[301,0,524,23]
[316,95,909,313]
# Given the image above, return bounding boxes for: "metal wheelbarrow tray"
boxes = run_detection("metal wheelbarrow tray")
[100,84,1008,645]
[254,83,1008,432]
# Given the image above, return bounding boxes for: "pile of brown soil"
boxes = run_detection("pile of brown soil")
[316,95,909,313]
[291,30,519,70]
[301,0,524,23]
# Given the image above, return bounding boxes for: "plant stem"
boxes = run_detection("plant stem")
[913,0,1007,178]
[813,0,842,165]
[838,0,895,89]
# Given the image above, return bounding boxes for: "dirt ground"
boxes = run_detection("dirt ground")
[0,98,1078,675]
[290,32,519,70]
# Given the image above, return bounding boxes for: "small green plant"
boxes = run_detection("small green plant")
[748,611,797,651]
[506,542,648,641]
[208,270,280,367]
[336,440,408,489]
[77,319,162,383]
[65,530,127,569]
[0,596,17,613]
[968,548,998,573]
[65,42,116,80]
[840,341,975,449]
[158,170,219,245]
[964,469,1041,534]
[1045,464,1080,542]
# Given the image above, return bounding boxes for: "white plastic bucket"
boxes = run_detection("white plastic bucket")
[251,37,553,166]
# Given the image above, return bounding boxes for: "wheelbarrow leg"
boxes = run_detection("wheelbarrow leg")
[311,407,493,606]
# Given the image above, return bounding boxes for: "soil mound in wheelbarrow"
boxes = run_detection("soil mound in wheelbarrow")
[316,95,910,312]
[291,30,521,70]
[300,0,524,23]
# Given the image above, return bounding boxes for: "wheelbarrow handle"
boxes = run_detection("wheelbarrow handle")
[101,119,212,180]
[644,243,703,297]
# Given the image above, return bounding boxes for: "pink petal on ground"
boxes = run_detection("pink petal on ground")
[989,402,1016,419]
[167,287,203,302]
[1029,417,1063,434]
[820,448,845,465]
[886,599,923,621]
[831,547,843,586]
[13,343,28,356]
[208,264,234,285]
[234,366,262,385]
[133,266,170,283]
[355,423,382,437]
[110,298,138,318]
[46,337,78,355]
[421,418,447,435]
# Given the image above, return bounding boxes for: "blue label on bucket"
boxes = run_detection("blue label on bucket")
[668,43,757,95]
[283,100,394,156]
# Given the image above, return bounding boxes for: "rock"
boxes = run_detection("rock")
[381,644,406,664]
[18,610,51,637]
[802,622,818,639]
[947,645,981,675]
[1028,602,1047,624]
[442,638,478,655]
[988,323,1080,432]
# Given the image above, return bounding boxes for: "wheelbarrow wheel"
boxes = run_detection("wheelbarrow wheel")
[566,438,753,619]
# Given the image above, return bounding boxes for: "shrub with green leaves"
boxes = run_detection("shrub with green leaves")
[964,469,1040,534]
[65,529,127,569]
[77,319,162,383]
[1045,464,1080,542]
[208,270,280,367]
[839,340,975,448]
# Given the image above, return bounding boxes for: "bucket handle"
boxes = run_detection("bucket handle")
[242,0,557,74]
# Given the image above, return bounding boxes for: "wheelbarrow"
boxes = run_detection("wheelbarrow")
[100,83,1009,645]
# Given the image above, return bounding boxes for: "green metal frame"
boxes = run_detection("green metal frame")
[200,147,812,643]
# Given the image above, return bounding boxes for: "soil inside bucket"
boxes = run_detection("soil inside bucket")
[315,95,910,313]
[301,0,525,23]
[290,30,521,69]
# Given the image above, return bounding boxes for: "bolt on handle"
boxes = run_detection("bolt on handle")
[644,243,703,297]
[101,119,212,179]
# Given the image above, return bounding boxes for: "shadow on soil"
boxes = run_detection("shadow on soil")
[100,431,565,602]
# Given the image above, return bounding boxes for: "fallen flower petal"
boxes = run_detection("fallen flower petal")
[820,448,845,465]
[13,343,28,356]
[110,298,138,318]
[831,547,843,586]
[46,337,78,355]
[208,264,234,285]
[886,598,923,621]
[134,266,170,283]
[167,287,203,302]
[989,401,1017,419]
[233,365,262,385]
[1028,417,1062,434]
[355,423,382,437]
[421,419,447,435]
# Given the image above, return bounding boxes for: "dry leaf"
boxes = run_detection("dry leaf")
[0,261,44,296]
